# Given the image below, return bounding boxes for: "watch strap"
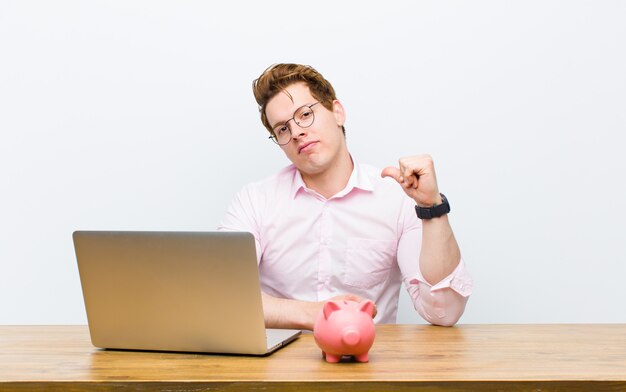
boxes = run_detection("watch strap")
[415,193,450,219]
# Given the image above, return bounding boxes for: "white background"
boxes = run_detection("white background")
[1,1,625,325]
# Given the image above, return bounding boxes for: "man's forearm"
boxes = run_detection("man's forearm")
[419,214,461,285]
[261,292,376,330]
[261,292,320,330]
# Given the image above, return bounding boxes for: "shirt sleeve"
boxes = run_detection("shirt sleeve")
[217,185,263,265]
[396,197,473,327]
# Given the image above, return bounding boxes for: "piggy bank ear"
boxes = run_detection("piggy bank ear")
[360,300,375,317]
[323,301,341,320]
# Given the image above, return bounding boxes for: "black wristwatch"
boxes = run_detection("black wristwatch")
[415,193,450,219]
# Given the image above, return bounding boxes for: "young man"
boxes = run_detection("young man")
[219,63,472,330]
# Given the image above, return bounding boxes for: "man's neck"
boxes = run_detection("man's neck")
[301,150,353,200]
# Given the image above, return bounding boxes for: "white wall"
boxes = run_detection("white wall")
[1,1,625,325]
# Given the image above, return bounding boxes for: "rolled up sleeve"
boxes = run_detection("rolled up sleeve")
[404,259,473,327]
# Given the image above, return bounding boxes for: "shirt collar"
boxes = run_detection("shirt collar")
[347,158,375,192]
[291,166,307,198]
[290,156,374,199]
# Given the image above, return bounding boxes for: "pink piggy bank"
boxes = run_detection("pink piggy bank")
[313,299,376,363]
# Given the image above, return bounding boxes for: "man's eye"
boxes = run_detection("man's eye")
[300,110,312,119]
[277,126,288,134]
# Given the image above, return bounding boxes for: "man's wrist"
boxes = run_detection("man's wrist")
[302,301,322,331]
[416,193,443,208]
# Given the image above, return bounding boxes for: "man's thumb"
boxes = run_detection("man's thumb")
[381,166,402,182]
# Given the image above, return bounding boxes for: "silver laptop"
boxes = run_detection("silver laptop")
[73,231,301,355]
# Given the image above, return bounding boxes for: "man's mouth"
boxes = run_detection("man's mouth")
[298,141,318,154]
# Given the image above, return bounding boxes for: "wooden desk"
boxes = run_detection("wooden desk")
[1,324,625,391]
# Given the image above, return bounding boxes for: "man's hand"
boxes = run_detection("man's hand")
[381,155,442,207]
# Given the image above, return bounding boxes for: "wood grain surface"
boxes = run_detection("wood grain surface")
[1,324,625,391]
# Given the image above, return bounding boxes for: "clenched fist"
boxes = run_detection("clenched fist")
[381,155,443,207]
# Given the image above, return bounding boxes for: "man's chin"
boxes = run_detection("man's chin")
[294,160,326,177]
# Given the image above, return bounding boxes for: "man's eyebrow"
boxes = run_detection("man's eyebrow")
[270,113,290,130]
[270,119,285,130]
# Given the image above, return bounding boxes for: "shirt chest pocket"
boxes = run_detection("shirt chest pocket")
[342,238,397,289]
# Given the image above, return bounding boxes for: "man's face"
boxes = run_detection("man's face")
[265,82,346,177]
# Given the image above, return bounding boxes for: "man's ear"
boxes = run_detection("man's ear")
[332,99,346,127]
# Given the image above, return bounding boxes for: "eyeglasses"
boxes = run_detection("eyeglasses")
[269,102,320,146]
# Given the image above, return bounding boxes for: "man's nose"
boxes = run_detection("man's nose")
[290,122,307,140]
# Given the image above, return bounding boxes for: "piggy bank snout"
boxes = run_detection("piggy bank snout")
[342,328,361,346]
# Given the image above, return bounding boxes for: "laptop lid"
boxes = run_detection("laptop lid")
[73,231,300,355]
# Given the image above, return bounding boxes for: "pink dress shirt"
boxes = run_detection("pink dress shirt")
[219,160,473,326]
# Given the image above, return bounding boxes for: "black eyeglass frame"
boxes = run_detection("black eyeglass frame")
[268,102,320,146]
